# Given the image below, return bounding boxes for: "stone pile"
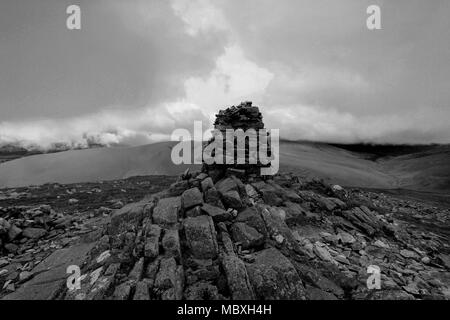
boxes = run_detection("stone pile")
[214,101,264,131]
[203,101,272,180]
[40,170,450,300]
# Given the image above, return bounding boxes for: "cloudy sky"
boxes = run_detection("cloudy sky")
[0,0,449,149]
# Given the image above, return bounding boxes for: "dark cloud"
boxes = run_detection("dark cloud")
[0,0,226,121]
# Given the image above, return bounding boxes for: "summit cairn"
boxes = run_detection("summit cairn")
[202,101,272,181]
[214,101,264,131]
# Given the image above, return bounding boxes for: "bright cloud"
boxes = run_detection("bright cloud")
[183,45,274,119]
[170,0,229,36]
[0,102,209,149]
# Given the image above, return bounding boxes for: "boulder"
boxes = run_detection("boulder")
[181,188,203,210]
[374,240,390,249]
[68,198,79,205]
[245,248,305,299]
[128,258,145,283]
[306,286,338,300]
[196,173,208,180]
[152,197,181,227]
[220,230,236,256]
[221,254,255,300]
[4,243,18,253]
[183,216,218,259]
[438,254,450,270]
[162,229,181,260]
[185,206,203,218]
[185,282,220,300]
[168,180,189,197]
[283,201,308,222]
[113,282,132,300]
[337,231,356,245]
[0,259,8,268]
[110,200,124,209]
[315,197,338,211]
[258,205,304,255]
[236,207,267,236]
[204,188,225,209]
[133,280,151,300]
[22,227,47,239]
[109,202,146,235]
[146,257,161,280]
[144,224,161,259]
[339,207,383,236]
[293,264,346,298]
[200,177,214,192]
[313,242,338,265]
[221,190,244,210]
[266,181,302,203]
[215,177,239,194]
[261,190,283,206]
[252,181,283,206]
[245,184,258,198]
[0,218,11,235]
[230,222,264,249]
[201,203,231,222]
[154,257,184,300]
[400,249,419,260]
[8,225,22,241]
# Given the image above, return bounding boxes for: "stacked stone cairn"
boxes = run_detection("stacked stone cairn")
[202,101,272,181]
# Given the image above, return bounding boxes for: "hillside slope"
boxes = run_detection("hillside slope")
[378,145,450,191]
[0,141,199,188]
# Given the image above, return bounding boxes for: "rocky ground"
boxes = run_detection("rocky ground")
[0,172,449,300]
[0,175,176,298]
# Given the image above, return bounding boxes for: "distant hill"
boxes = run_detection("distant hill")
[0,141,448,192]
[328,143,441,160]
[0,141,198,188]
[377,144,450,192]
[0,144,42,164]
[0,141,108,164]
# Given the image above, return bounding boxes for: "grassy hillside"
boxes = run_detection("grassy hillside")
[0,141,448,192]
